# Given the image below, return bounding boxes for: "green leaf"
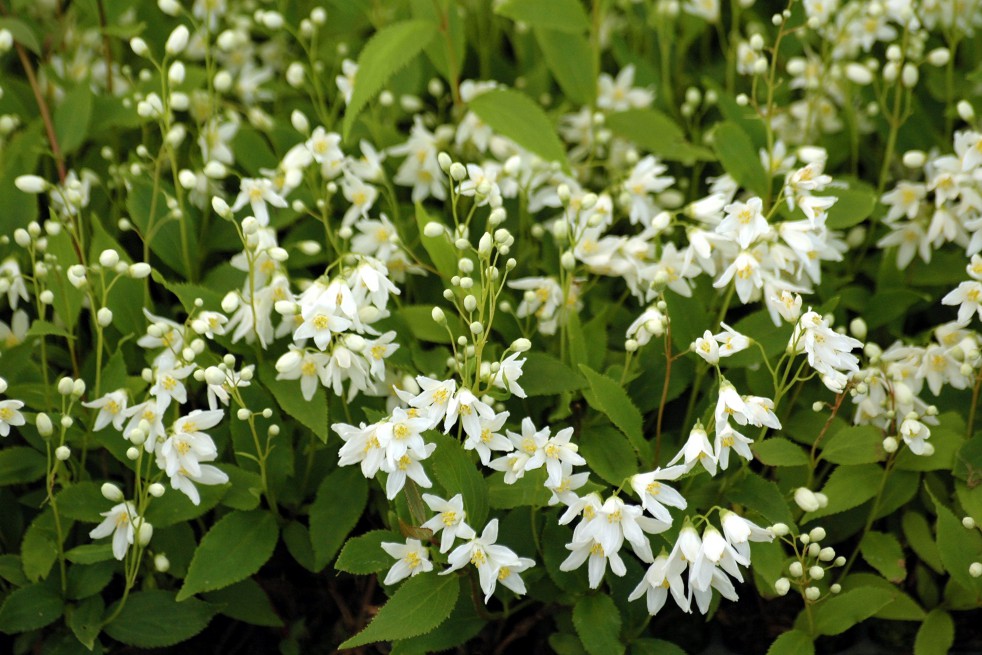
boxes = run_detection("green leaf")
[66,561,115,600]
[409,0,464,84]
[391,584,483,654]
[495,0,590,32]
[914,609,955,655]
[806,464,883,520]
[25,319,75,340]
[821,425,884,465]
[177,510,279,600]
[766,630,814,655]
[521,351,586,396]
[864,289,929,330]
[68,595,104,650]
[606,109,715,162]
[258,363,328,443]
[0,18,41,54]
[0,583,64,634]
[753,438,809,467]
[336,530,403,575]
[580,425,638,486]
[397,305,457,343]
[469,88,568,168]
[342,20,438,138]
[57,481,107,522]
[573,594,624,655]
[902,511,943,573]
[127,178,187,275]
[203,578,283,628]
[104,590,216,648]
[895,426,963,471]
[578,364,646,456]
[309,467,368,571]
[727,470,795,526]
[487,470,551,508]
[54,83,93,155]
[282,521,316,573]
[535,28,595,105]
[930,489,982,596]
[0,446,46,486]
[824,179,877,229]
[430,433,490,527]
[813,587,895,635]
[632,638,687,655]
[860,531,906,583]
[143,480,225,527]
[712,121,770,197]
[21,508,61,582]
[841,573,925,621]
[414,202,460,282]
[65,544,115,565]
[340,572,460,648]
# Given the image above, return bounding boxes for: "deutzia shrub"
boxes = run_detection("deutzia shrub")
[0,0,981,653]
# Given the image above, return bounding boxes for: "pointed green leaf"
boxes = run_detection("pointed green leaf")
[415,202,459,281]
[578,364,645,456]
[914,609,954,655]
[753,438,809,467]
[177,510,278,600]
[902,511,943,573]
[535,28,595,105]
[340,572,460,648]
[104,590,216,648]
[767,629,813,655]
[203,578,283,628]
[860,531,906,583]
[728,470,795,526]
[0,446,46,486]
[0,582,63,634]
[521,351,586,396]
[821,425,884,465]
[0,18,41,54]
[258,363,328,443]
[606,109,715,162]
[824,179,877,229]
[813,587,895,635]
[54,83,93,155]
[580,425,638,486]
[930,489,982,596]
[336,530,403,575]
[430,432,489,527]
[342,20,439,138]
[806,464,883,520]
[573,594,624,655]
[68,595,104,649]
[21,508,61,582]
[309,467,368,571]
[469,88,567,169]
[495,0,590,32]
[712,121,769,197]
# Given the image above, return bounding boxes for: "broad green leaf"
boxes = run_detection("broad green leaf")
[309,467,368,571]
[806,464,883,520]
[728,470,795,526]
[573,594,624,655]
[340,572,460,648]
[632,638,687,655]
[342,20,438,138]
[414,203,461,283]
[65,544,115,565]
[177,510,279,600]
[860,531,906,583]
[495,0,590,32]
[841,573,925,621]
[953,436,982,483]
[25,319,75,341]
[409,0,465,84]
[21,508,61,582]
[258,363,328,443]
[895,427,962,471]
[336,530,403,575]
[712,121,770,198]
[66,561,115,600]
[469,88,568,168]
[0,18,41,54]
[902,511,943,573]
[824,179,877,229]
[217,464,263,511]
[0,583,64,634]
[231,126,277,176]
[930,488,982,596]
[766,630,813,655]
[813,587,895,635]
[430,433,489,527]
[551,633,588,655]
[282,520,316,573]
[143,480,225,527]
[521,351,586,396]
[203,578,283,628]
[57,481,107,522]
[0,120,43,233]
[126,178,188,275]
[535,28,595,105]
[0,555,28,587]
[821,425,884,465]
[580,425,638,485]
[392,586,483,654]
[68,595,104,649]
[606,109,715,162]
[864,289,928,330]
[487,470,551,508]
[54,83,93,155]
[0,446,46,486]
[914,609,954,655]
[104,590,216,648]
[578,364,646,456]
[753,438,809,467]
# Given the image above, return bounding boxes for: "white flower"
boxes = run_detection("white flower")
[82,390,129,432]
[335,421,386,479]
[149,364,196,410]
[420,493,477,553]
[463,410,514,466]
[89,501,138,560]
[942,280,982,325]
[230,178,288,226]
[630,465,688,524]
[442,519,535,602]
[0,399,26,437]
[492,352,527,398]
[720,510,773,561]
[382,443,437,499]
[718,197,768,248]
[293,302,352,350]
[629,552,690,615]
[597,65,653,112]
[380,539,433,584]
[668,422,717,476]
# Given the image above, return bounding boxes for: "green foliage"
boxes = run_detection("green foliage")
[712,122,770,197]
[495,0,591,33]
[606,110,715,162]
[104,591,217,648]
[469,89,568,168]
[812,586,895,635]
[579,364,646,457]
[309,467,369,571]
[914,609,955,655]
[573,594,624,655]
[336,530,403,574]
[0,583,64,634]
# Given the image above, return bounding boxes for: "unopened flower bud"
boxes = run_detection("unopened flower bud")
[809,566,825,580]
[958,100,976,122]
[165,25,190,55]
[149,483,165,498]
[775,577,790,595]
[101,482,124,502]
[883,436,899,454]
[97,307,113,327]
[15,175,48,194]
[789,561,804,577]
[971,562,982,578]
[432,307,446,324]
[805,587,821,601]
[36,413,53,437]
[55,445,71,461]
[154,553,170,572]
[794,487,821,512]
[964,516,977,529]
[128,263,152,279]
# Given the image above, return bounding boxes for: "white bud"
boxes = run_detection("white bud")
[805,587,821,601]
[55,445,71,461]
[101,482,124,502]
[470,321,484,335]
[809,527,827,542]
[927,48,950,67]
[789,561,804,577]
[39,289,54,304]
[794,487,821,513]
[236,408,251,421]
[770,523,789,537]
[204,366,226,386]
[286,62,305,88]
[845,63,873,85]
[15,175,48,194]
[882,436,898,453]
[154,553,170,572]
[13,228,31,247]
[775,578,790,595]
[809,566,825,580]
[901,63,919,88]
[168,61,186,85]
[512,338,531,352]
[423,222,444,238]
[819,547,836,561]
[449,163,467,181]
[561,251,576,270]
[221,292,240,313]
[958,100,976,122]
[165,25,190,55]
[96,307,113,327]
[36,413,53,437]
[971,562,982,578]
[964,516,977,529]
[130,37,149,57]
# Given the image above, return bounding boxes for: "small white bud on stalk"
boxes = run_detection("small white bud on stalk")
[805,587,821,601]
[971,562,982,578]
[39,290,54,304]
[561,251,576,270]
[286,62,305,88]
[809,566,825,580]
[97,307,113,327]
[58,377,74,396]
[470,321,484,335]
[101,483,124,502]
[774,578,791,595]
[36,413,53,437]
[130,37,149,57]
[809,527,827,542]
[221,292,240,313]
[437,152,452,172]
[204,366,226,386]
[794,487,821,512]
[154,554,170,572]
[236,408,251,421]
[15,175,48,194]
[61,416,73,428]
[819,547,836,561]
[178,169,197,189]
[830,584,842,593]
[512,338,531,352]
[431,307,446,324]
[770,523,789,537]
[807,543,820,557]
[135,519,153,546]
[845,63,873,85]
[423,222,444,238]
[165,25,190,55]
[958,100,976,122]
[789,561,804,577]
[73,379,86,397]
[55,446,71,461]
[214,70,232,92]
[13,228,31,247]
[927,48,950,66]
[168,61,186,85]
[449,162,467,181]
[291,109,309,133]
[901,63,919,88]
[149,483,165,498]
